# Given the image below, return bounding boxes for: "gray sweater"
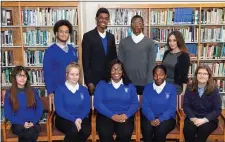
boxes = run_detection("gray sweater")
[118,36,155,86]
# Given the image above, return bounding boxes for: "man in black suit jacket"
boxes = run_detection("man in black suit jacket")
[82,8,117,95]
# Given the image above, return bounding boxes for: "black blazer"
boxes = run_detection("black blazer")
[163,50,190,86]
[82,27,117,86]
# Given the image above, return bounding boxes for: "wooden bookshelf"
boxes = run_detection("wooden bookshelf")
[1,1,81,125]
[100,3,225,98]
[1,1,82,88]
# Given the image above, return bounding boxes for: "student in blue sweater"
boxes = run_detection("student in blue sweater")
[183,65,222,142]
[4,66,43,142]
[54,62,91,142]
[43,20,78,100]
[141,65,177,142]
[94,59,139,142]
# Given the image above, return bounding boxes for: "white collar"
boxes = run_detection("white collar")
[153,81,166,94]
[98,30,106,38]
[131,32,144,43]
[111,79,123,89]
[56,42,68,49]
[65,81,79,93]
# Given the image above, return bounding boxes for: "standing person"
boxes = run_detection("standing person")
[162,30,190,95]
[118,15,155,95]
[43,20,78,99]
[141,65,176,142]
[94,59,139,142]
[82,8,117,95]
[54,62,91,142]
[183,65,221,142]
[4,66,43,142]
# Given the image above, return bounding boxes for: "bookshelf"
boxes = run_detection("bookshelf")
[100,3,225,105]
[1,1,81,122]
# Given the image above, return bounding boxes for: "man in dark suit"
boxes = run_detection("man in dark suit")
[82,8,117,95]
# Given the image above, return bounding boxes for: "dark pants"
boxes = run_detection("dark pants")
[96,112,134,142]
[183,118,218,142]
[141,114,176,142]
[135,85,144,95]
[12,123,41,142]
[55,113,91,142]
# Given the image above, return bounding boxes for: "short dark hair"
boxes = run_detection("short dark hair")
[131,15,144,23]
[153,64,167,75]
[104,59,131,86]
[96,7,110,17]
[53,20,73,35]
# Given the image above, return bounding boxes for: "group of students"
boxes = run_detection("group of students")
[4,7,222,142]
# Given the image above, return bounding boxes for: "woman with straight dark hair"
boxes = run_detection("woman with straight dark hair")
[141,64,177,142]
[4,66,43,142]
[94,59,139,142]
[162,30,190,95]
[183,65,222,142]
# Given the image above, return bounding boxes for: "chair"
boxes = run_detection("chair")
[92,95,139,142]
[2,96,51,142]
[48,96,93,142]
[137,95,185,142]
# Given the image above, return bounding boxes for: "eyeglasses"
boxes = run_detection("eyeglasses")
[16,74,27,78]
[58,30,70,34]
[111,68,122,73]
[197,72,209,76]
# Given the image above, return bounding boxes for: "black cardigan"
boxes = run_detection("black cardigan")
[162,50,190,86]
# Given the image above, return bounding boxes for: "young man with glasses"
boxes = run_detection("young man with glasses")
[118,15,155,95]
[43,20,78,100]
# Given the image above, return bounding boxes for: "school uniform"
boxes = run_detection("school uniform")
[4,88,43,142]
[43,43,78,95]
[54,82,91,142]
[141,82,177,142]
[94,80,139,142]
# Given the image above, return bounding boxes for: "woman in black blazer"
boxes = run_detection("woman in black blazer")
[162,30,190,95]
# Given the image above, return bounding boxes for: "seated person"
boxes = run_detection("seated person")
[54,62,91,142]
[94,59,139,142]
[183,65,222,142]
[4,66,43,142]
[141,64,177,142]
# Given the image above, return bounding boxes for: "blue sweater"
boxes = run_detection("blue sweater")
[43,43,78,94]
[94,81,139,119]
[183,88,221,121]
[54,84,90,122]
[142,82,177,122]
[4,89,43,125]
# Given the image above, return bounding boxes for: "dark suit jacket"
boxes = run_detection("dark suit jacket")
[82,27,117,86]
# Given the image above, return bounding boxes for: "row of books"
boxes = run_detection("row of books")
[189,62,225,77]
[150,8,199,25]
[1,30,13,46]
[1,9,13,26]
[155,44,197,61]
[199,44,225,59]
[0,109,49,123]
[200,8,225,24]
[214,79,225,93]
[108,8,148,25]
[107,27,148,44]
[151,27,199,43]
[2,68,45,86]
[24,50,45,66]
[1,88,48,106]
[23,29,78,46]
[200,27,225,42]
[1,50,13,66]
[22,8,78,26]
